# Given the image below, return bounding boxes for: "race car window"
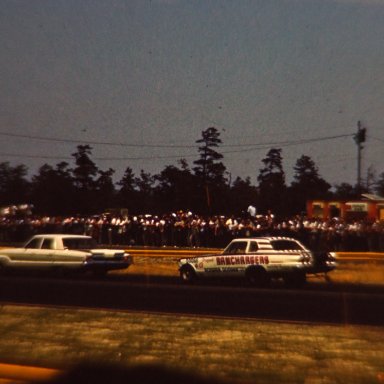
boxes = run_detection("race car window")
[41,239,54,249]
[223,241,247,255]
[248,241,259,253]
[270,240,303,251]
[63,237,97,250]
[25,238,42,249]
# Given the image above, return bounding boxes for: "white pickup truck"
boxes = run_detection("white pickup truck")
[179,237,336,288]
[0,234,132,276]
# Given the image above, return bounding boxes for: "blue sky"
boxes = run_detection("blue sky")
[1,0,383,187]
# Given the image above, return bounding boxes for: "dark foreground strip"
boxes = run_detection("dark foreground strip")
[0,276,383,326]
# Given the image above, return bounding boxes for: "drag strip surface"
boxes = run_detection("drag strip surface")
[0,274,383,326]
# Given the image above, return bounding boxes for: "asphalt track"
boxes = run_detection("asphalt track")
[0,273,383,326]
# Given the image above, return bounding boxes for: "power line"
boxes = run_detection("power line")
[0,153,71,160]
[0,131,195,149]
[220,134,353,154]
[0,130,353,151]
[370,135,384,143]
[0,132,353,162]
[93,133,353,159]
[0,152,191,161]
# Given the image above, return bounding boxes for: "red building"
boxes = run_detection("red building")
[307,194,384,222]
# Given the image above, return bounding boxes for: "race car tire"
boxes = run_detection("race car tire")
[179,265,196,284]
[283,271,306,289]
[93,270,108,278]
[245,266,270,288]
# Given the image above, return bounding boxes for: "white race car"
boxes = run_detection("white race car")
[179,237,335,288]
[0,234,132,276]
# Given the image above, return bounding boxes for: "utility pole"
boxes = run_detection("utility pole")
[354,121,366,192]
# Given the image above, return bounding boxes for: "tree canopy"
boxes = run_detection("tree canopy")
[0,128,377,217]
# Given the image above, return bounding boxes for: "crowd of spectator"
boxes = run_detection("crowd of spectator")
[1,210,384,252]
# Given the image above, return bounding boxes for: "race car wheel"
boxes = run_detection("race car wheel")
[245,267,270,288]
[52,266,70,278]
[180,265,196,284]
[283,271,306,289]
[93,270,108,278]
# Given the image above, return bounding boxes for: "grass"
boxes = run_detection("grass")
[122,255,179,276]
[120,254,384,288]
[0,305,383,383]
[0,251,383,383]
[329,262,384,285]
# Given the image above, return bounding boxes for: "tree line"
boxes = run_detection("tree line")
[1,127,383,218]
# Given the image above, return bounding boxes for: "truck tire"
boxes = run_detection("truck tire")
[245,266,270,288]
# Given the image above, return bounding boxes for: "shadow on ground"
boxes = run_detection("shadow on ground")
[45,363,226,384]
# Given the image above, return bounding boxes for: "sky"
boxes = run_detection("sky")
[1,0,384,188]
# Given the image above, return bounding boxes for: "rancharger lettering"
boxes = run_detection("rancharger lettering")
[216,255,269,266]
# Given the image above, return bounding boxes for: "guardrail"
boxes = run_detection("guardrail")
[334,252,384,262]
[125,248,221,258]
[1,245,384,262]
[125,248,384,263]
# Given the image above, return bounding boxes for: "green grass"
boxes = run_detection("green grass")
[0,305,383,383]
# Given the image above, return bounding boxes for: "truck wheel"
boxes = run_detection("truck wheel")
[180,265,196,284]
[283,271,306,289]
[245,267,270,288]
